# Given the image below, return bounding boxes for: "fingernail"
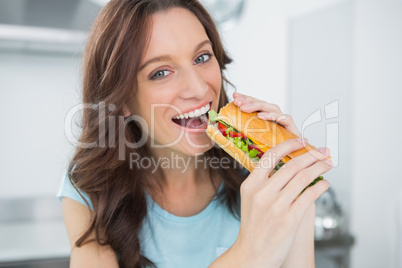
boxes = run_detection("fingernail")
[318,147,327,154]
[324,158,333,166]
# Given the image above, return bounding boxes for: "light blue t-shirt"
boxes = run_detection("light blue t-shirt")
[57,173,241,267]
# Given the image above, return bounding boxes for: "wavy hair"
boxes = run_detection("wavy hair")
[67,0,246,267]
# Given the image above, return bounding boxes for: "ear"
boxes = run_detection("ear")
[123,104,131,117]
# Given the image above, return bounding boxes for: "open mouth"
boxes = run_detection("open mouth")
[172,102,211,129]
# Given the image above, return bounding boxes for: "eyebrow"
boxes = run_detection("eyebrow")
[138,39,212,71]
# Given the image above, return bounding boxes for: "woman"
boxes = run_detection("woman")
[58,0,332,267]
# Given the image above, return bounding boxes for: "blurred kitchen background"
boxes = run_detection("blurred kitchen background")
[0,0,401,267]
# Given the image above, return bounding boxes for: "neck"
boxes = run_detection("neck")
[142,144,223,216]
[145,145,212,189]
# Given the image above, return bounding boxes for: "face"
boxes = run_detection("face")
[130,8,222,157]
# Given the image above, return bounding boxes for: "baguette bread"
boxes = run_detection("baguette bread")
[206,123,259,172]
[206,102,321,173]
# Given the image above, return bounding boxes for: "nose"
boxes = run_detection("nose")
[178,67,208,99]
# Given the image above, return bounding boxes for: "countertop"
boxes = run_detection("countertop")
[0,220,70,262]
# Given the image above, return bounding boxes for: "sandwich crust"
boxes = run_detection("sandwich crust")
[206,124,279,177]
[217,102,317,160]
[206,124,258,172]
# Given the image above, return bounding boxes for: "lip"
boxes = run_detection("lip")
[172,99,212,118]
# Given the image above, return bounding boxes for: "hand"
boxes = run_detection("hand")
[232,138,332,267]
[280,203,316,268]
[233,92,327,267]
[233,92,301,137]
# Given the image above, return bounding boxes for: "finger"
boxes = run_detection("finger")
[233,92,244,97]
[239,100,282,114]
[233,94,257,107]
[233,91,251,99]
[257,111,301,137]
[233,92,260,102]
[235,96,302,137]
[290,179,331,220]
[252,138,308,180]
[278,156,333,204]
[267,147,330,192]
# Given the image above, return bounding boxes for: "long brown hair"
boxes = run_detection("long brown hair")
[68,0,246,267]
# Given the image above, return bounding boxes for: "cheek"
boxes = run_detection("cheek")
[135,83,176,115]
[130,91,158,136]
[133,86,177,138]
[204,61,222,93]
[138,80,178,105]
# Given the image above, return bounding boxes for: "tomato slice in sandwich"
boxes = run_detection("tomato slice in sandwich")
[218,122,247,139]
[217,121,227,135]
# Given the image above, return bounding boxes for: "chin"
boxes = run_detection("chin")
[178,137,214,157]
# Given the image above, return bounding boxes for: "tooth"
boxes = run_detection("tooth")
[177,103,211,120]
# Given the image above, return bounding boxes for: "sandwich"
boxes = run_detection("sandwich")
[206,102,328,189]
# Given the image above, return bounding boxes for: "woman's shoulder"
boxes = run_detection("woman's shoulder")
[56,171,94,210]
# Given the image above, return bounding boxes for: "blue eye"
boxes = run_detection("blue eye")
[194,53,212,64]
[151,70,171,80]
